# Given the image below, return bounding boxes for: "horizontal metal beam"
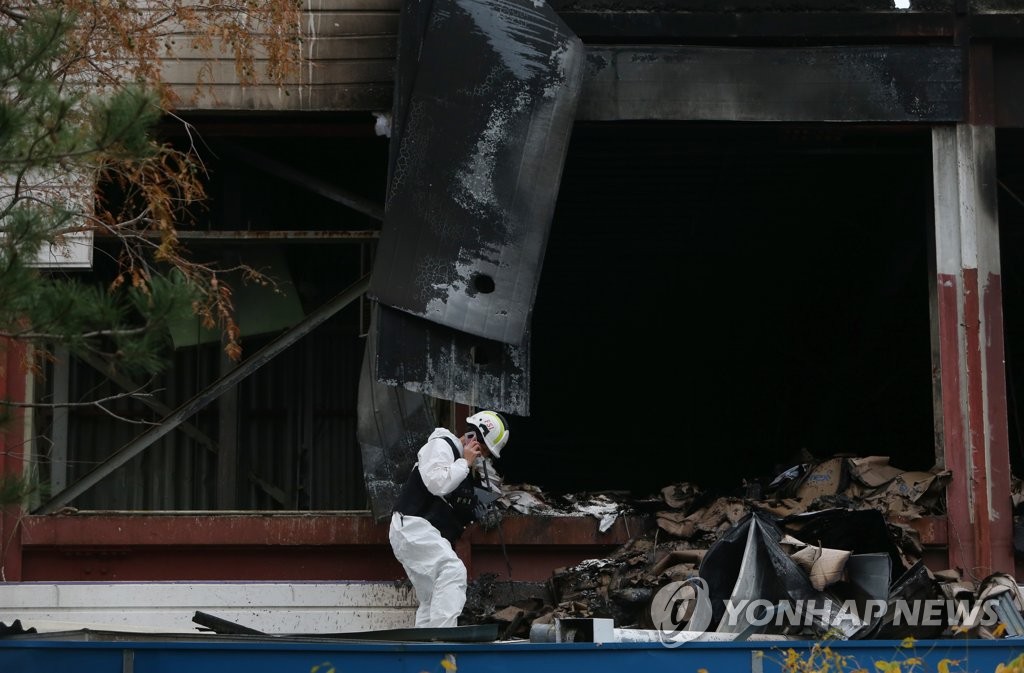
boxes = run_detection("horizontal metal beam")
[577,45,963,122]
[33,275,371,514]
[16,512,645,581]
[18,512,644,547]
[555,10,955,41]
[95,230,380,242]
[216,143,384,221]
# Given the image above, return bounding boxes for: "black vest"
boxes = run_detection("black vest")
[394,437,478,544]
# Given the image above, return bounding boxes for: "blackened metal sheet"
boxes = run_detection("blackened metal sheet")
[578,46,963,122]
[370,0,584,346]
[357,310,439,522]
[387,0,433,183]
[376,303,530,416]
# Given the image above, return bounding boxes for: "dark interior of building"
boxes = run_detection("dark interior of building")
[997,128,1024,480]
[52,118,1017,509]
[499,122,938,497]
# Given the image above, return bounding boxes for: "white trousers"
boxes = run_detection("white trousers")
[389,512,467,628]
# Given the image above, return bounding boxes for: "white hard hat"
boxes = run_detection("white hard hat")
[466,410,510,458]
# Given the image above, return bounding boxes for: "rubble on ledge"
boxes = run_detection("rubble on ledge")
[461,455,1024,642]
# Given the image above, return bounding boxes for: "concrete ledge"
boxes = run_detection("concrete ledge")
[0,581,415,634]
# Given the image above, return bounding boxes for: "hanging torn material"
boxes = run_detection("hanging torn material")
[698,511,883,640]
[372,0,584,345]
[357,309,440,521]
[369,0,584,415]
[375,303,531,416]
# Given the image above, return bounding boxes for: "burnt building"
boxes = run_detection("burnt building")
[1,0,1023,585]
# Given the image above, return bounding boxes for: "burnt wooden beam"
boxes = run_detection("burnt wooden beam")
[577,45,963,122]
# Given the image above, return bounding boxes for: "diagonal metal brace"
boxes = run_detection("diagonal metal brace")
[33,275,370,514]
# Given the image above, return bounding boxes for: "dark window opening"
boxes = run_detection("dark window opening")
[998,128,1024,478]
[499,122,937,497]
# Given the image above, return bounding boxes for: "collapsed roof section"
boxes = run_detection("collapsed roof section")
[368,0,585,416]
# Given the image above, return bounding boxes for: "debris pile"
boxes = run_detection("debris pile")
[497,486,630,533]
[462,455,1024,642]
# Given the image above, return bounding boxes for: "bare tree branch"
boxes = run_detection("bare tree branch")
[1,389,162,426]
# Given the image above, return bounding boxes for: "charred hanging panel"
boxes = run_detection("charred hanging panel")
[358,0,580,512]
[357,310,441,521]
[386,0,433,181]
[370,0,585,348]
[376,304,530,414]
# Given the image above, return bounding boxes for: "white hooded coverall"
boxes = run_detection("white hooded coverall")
[389,428,471,628]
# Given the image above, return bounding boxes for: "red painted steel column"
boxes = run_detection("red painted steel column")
[0,337,28,581]
[932,118,1013,577]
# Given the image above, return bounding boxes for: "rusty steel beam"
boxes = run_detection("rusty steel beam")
[15,513,951,582]
[467,514,648,546]
[932,121,1013,577]
[20,513,389,546]
[18,512,640,548]
[0,337,29,581]
[16,513,642,582]
[33,275,371,515]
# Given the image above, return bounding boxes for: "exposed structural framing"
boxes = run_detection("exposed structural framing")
[34,275,371,514]
[215,143,384,222]
[932,124,1013,576]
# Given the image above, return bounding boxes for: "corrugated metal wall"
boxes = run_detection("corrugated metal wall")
[236,315,367,510]
[36,306,367,511]
[28,123,385,512]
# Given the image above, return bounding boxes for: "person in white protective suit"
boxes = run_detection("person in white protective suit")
[389,410,510,628]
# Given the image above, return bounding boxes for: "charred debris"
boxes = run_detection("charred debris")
[462,454,1024,642]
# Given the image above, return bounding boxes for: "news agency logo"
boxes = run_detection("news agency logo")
[649,577,712,647]
[650,577,1004,647]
